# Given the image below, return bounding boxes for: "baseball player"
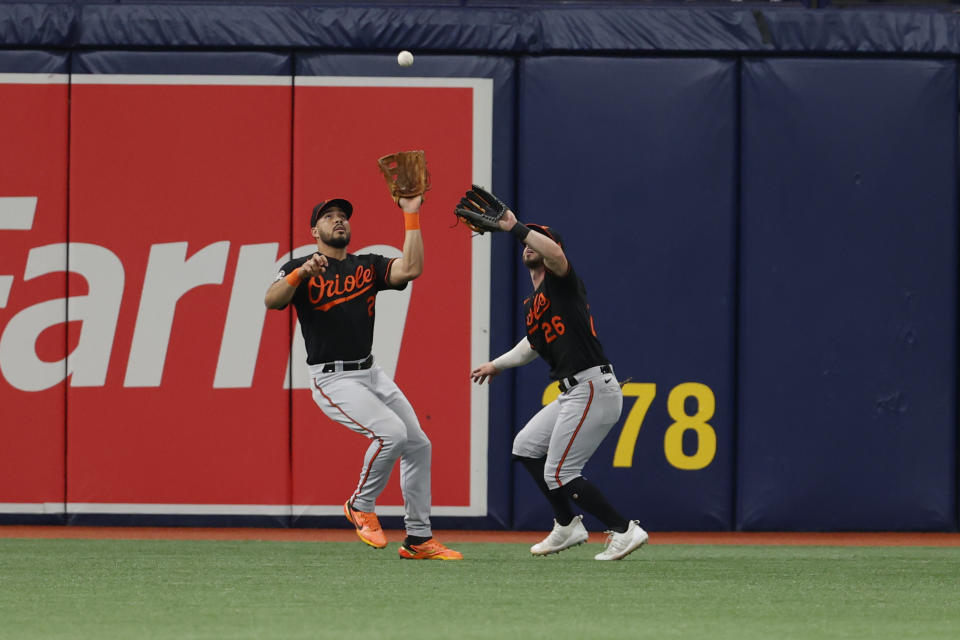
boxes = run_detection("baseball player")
[470,206,648,560]
[265,195,461,561]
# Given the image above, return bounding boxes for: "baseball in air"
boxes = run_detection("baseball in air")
[397,50,414,67]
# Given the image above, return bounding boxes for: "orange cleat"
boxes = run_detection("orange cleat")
[344,500,387,549]
[398,538,463,560]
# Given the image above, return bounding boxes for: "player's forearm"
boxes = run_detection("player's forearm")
[390,230,424,283]
[403,230,424,276]
[264,279,298,309]
[492,338,539,370]
[521,228,566,273]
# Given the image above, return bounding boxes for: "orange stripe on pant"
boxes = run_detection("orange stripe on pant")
[555,380,594,488]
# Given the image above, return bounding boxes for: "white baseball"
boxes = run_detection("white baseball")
[397,50,414,67]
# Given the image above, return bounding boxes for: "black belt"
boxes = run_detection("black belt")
[320,354,374,373]
[558,364,612,393]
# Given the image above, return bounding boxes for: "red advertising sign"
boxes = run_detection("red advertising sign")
[0,76,69,511]
[65,77,294,511]
[1,74,492,517]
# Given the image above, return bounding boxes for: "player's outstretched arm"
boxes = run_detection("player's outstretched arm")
[388,195,424,285]
[470,338,539,384]
[499,209,568,275]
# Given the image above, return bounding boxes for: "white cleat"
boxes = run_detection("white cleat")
[594,521,649,561]
[531,515,590,555]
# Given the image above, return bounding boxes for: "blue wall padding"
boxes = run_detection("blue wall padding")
[512,57,738,531]
[4,3,960,54]
[72,50,292,75]
[533,7,769,51]
[738,58,957,531]
[76,4,531,50]
[0,50,67,73]
[757,7,959,53]
[0,3,76,47]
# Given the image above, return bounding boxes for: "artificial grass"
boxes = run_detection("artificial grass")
[1,538,958,639]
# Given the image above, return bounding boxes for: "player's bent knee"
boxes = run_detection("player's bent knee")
[406,437,431,455]
[512,441,547,460]
[542,467,562,491]
[371,420,408,449]
[388,432,409,449]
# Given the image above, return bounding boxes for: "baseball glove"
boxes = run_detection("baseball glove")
[377,150,431,205]
[454,185,509,234]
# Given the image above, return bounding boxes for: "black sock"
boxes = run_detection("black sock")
[515,455,575,526]
[404,535,431,547]
[561,476,629,533]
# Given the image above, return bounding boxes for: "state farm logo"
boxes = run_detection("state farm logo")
[0,198,410,392]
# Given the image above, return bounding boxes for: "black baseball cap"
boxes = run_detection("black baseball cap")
[525,223,563,248]
[310,198,353,227]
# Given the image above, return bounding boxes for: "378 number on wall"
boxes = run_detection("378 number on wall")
[541,381,717,470]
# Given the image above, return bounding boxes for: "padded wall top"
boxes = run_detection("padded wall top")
[3,3,960,53]
[73,51,291,75]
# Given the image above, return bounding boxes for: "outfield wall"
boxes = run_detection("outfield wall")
[0,2,956,532]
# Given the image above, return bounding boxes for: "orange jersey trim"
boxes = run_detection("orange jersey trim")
[384,258,398,286]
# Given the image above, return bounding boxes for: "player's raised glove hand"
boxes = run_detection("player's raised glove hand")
[378,150,431,207]
[454,185,510,234]
[470,362,501,385]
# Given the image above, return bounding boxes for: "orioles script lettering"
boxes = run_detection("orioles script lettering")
[525,291,551,327]
[309,265,375,310]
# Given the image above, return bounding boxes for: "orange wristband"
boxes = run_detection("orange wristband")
[285,268,302,286]
[404,212,420,231]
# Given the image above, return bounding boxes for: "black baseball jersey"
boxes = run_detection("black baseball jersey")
[276,252,406,365]
[523,262,609,380]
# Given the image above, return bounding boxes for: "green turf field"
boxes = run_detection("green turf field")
[1,538,959,639]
